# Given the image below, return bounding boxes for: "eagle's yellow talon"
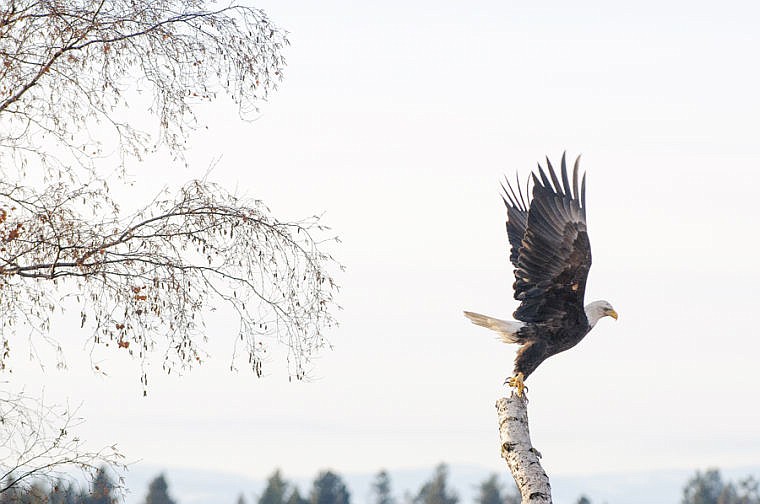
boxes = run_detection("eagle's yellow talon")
[507,372,527,397]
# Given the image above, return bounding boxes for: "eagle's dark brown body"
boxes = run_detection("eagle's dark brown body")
[512,321,591,379]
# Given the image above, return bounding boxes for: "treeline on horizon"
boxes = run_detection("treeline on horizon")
[2,465,759,504]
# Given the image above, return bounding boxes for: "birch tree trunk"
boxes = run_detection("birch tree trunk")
[496,394,553,504]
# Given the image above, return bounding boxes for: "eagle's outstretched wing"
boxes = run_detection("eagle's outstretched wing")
[512,153,592,326]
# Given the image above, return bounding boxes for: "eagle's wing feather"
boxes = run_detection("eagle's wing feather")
[500,172,531,267]
[512,153,591,326]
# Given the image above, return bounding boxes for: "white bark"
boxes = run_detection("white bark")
[496,394,553,504]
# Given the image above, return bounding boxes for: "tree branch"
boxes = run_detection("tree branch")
[496,394,552,504]
[0,389,125,497]
[0,179,340,386]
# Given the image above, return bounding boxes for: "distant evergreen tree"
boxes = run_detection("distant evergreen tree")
[259,470,290,504]
[370,470,395,504]
[144,474,176,504]
[576,496,592,504]
[88,467,116,504]
[475,474,519,504]
[19,483,47,504]
[722,485,741,504]
[475,474,502,504]
[736,476,760,504]
[237,493,248,504]
[0,475,20,504]
[49,481,85,504]
[286,487,309,504]
[413,464,458,504]
[680,470,760,504]
[682,469,728,504]
[310,470,350,504]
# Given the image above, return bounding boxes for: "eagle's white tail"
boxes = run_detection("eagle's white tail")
[463,311,524,344]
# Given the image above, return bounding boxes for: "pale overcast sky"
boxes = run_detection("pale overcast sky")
[14,0,760,495]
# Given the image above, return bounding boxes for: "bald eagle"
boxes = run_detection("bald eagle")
[464,153,617,396]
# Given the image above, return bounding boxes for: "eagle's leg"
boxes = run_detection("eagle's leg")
[506,372,527,397]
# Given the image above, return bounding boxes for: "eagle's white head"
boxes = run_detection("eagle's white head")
[585,300,618,328]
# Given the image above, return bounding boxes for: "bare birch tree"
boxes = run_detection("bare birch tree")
[0,0,340,494]
[0,0,340,384]
[496,395,552,504]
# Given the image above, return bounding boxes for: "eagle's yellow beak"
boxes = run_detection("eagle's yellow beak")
[607,309,619,320]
